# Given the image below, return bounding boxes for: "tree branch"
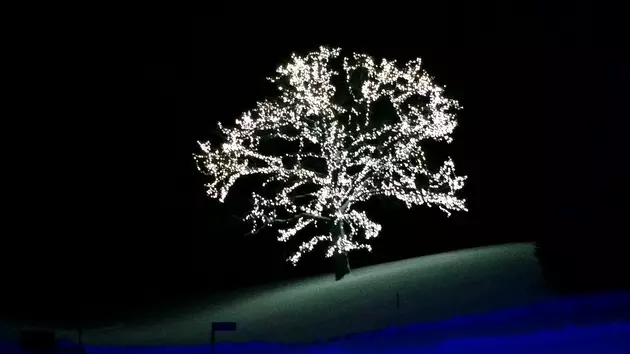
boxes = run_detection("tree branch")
[292,193,318,200]
[275,213,331,223]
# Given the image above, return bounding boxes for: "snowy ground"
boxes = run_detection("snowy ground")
[1,242,565,346]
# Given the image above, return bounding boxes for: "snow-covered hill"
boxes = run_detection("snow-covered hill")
[44,242,559,345]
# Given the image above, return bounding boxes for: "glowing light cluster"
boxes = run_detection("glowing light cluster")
[195,46,467,265]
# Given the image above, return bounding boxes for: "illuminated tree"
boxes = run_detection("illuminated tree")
[194,47,467,280]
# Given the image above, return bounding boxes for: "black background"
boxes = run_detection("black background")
[2,2,628,324]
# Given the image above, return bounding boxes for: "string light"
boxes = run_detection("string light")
[194,46,467,265]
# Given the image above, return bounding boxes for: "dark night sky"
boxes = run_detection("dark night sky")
[141,6,625,287]
[4,3,628,321]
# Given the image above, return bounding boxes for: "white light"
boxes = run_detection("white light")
[194,47,467,265]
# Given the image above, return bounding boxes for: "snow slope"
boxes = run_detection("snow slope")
[50,242,559,345]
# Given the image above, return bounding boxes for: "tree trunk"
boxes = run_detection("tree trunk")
[334,252,351,281]
[332,220,351,280]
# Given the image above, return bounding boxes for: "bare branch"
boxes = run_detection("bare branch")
[275,213,332,223]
